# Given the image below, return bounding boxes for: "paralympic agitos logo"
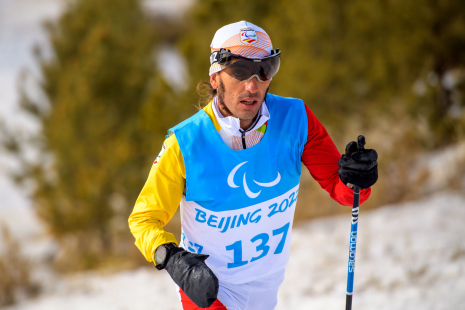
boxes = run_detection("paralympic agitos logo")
[240,28,258,44]
[227,161,281,198]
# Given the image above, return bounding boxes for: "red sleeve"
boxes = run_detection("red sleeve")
[301,103,370,206]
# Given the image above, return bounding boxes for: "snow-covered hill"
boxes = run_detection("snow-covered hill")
[279,192,465,310]
[4,192,465,310]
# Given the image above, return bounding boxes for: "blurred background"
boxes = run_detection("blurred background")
[0,0,464,309]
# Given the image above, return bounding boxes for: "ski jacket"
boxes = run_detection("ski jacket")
[128,94,371,270]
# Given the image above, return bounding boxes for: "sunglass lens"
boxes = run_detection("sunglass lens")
[223,61,254,80]
[221,56,280,81]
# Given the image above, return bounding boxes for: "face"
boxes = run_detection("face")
[210,71,271,124]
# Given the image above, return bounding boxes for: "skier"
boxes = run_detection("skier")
[129,21,378,310]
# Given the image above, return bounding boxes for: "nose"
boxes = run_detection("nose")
[244,75,260,93]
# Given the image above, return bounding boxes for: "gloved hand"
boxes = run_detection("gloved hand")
[338,135,378,189]
[164,247,219,308]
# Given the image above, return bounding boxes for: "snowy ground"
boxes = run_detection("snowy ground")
[4,192,465,310]
[279,192,465,310]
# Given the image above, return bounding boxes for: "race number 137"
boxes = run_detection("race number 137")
[225,222,290,269]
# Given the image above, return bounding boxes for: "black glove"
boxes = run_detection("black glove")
[164,247,219,308]
[338,135,378,189]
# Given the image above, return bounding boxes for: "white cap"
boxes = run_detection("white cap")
[209,21,274,76]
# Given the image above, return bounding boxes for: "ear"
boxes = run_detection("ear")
[210,73,219,89]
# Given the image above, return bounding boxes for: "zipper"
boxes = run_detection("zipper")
[239,115,262,150]
[240,130,247,149]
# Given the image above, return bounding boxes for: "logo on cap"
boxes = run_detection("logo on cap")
[240,28,258,45]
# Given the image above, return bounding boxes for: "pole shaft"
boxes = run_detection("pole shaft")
[345,295,353,310]
[345,186,360,310]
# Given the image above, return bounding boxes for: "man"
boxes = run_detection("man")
[129,21,378,310]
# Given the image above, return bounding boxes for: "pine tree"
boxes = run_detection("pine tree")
[177,0,465,213]
[180,0,465,144]
[7,0,180,270]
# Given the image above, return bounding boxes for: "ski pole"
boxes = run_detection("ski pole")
[345,185,360,310]
[345,135,366,310]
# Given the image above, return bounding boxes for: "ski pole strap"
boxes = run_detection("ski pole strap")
[345,185,360,310]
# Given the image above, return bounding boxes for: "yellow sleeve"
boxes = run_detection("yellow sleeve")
[128,134,185,265]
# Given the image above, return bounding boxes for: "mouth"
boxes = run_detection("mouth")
[240,100,258,105]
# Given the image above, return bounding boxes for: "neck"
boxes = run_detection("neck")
[239,117,256,131]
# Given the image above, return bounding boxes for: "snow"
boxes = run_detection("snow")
[5,268,181,310]
[4,192,465,310]
[278,192,465,310]
[157,45,189,91]
[143,0,194,18]
[415,141,465,192]
[0,0,63,129]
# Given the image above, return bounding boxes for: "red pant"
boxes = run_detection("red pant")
[179,289,227,310]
